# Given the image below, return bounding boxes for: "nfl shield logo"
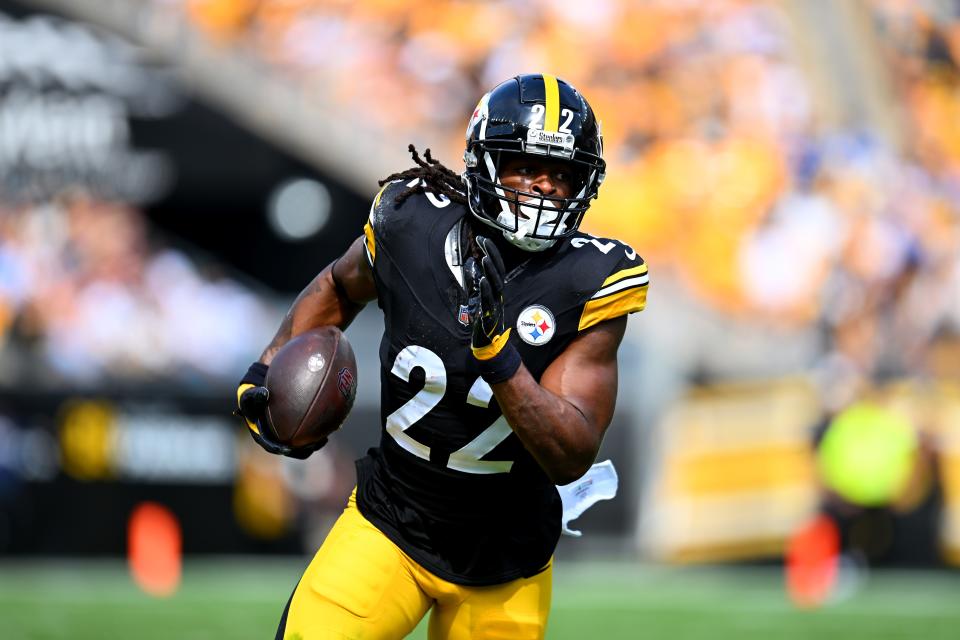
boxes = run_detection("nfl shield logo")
[458,305,472,326]
[337,367,356,403]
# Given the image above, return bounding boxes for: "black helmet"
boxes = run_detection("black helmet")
[463,74,605,251]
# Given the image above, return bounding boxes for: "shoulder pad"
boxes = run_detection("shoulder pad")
[362,179,460,267]
[363,181,404,265]
[564,234,648,331]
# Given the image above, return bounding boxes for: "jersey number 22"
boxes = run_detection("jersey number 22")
[385,345,513,475]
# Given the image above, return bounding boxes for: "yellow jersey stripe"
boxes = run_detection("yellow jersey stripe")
[363,220,376,263]
[363,185,389,264]
[579,285,647,331]
[602,264,648,287]
[592,274,649,300]
[542,74,560,132]
[373,184,387,208]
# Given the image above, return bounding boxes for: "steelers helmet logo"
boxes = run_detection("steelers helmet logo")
[517,305,556,346]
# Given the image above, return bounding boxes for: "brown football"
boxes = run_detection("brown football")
[263,326,358,449]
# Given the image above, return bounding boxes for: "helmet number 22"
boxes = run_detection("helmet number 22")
[385,345,514,474]
[529,104,575,134]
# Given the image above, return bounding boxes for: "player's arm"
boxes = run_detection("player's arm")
[260,236,376,365]
[236,236,375,458]
[468,236,628,484]
[492,317,624,485]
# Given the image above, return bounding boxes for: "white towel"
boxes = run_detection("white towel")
[556,459,619,537]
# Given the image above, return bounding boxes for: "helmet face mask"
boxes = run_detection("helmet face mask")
[465,148,592,251]
[463,74,606,252]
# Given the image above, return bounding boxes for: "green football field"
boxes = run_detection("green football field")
[1,558,958,639]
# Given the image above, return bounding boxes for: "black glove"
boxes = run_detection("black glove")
[467,236,521,384]
[235,362,324,460]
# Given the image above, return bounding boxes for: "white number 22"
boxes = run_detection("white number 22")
[529,105,575,134]
[385,346,514,474]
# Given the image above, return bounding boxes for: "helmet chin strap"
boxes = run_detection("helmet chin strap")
[502,231,556,252]
[498,199,564,251]
[517,200,562,238]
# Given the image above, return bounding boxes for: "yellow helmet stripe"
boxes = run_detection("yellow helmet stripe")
[542,74,560,132]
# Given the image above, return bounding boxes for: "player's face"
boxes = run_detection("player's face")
[499,156,575,204]
[494,155,580,245]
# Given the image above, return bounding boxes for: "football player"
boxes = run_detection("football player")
[237,74,648,640]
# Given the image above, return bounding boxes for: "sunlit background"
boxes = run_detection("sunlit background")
[2,0,960,638]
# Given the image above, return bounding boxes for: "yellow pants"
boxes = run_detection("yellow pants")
[281,491,552,640]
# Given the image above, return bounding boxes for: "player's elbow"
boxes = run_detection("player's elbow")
[548,461,593,486]
[546,448,597,486]
[522,404,606,484]
[548,467,584,486]
[548,417,605,485]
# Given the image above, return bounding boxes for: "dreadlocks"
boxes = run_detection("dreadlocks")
[379,144,468,207]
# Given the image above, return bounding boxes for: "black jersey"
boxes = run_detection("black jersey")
[355,180,648,586]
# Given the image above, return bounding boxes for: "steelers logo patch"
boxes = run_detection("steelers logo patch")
[517,305,556,346]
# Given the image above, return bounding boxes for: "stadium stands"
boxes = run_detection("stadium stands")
[0,193,278,386]
[142,0,960,372]
[5,0,960,569]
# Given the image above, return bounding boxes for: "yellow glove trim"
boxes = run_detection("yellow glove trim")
[236,383,261,435]
[472,329,512,361]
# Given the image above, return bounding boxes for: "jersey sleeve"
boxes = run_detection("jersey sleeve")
[578,247,649,331]
[362,179,449,269]
[361,182,393,268]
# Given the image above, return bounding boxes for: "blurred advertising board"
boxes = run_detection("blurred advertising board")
[0,389,637,555]
[643,378,821,563]
[644,377,960,567]
[0,0,178,205]
[0,390,374,555]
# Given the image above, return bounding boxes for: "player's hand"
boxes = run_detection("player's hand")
[469,235,509,356]
[235,363,325,459]
[467,237,521,384]
[236,380,288,456]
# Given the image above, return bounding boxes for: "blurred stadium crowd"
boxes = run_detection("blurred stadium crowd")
[0,193,277,386]
[4,0,955,387]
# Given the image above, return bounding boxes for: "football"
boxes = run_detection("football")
[263,326,358,449]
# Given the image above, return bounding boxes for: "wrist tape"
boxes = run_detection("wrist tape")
[241,361,268,387]
[475,341,521,385]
